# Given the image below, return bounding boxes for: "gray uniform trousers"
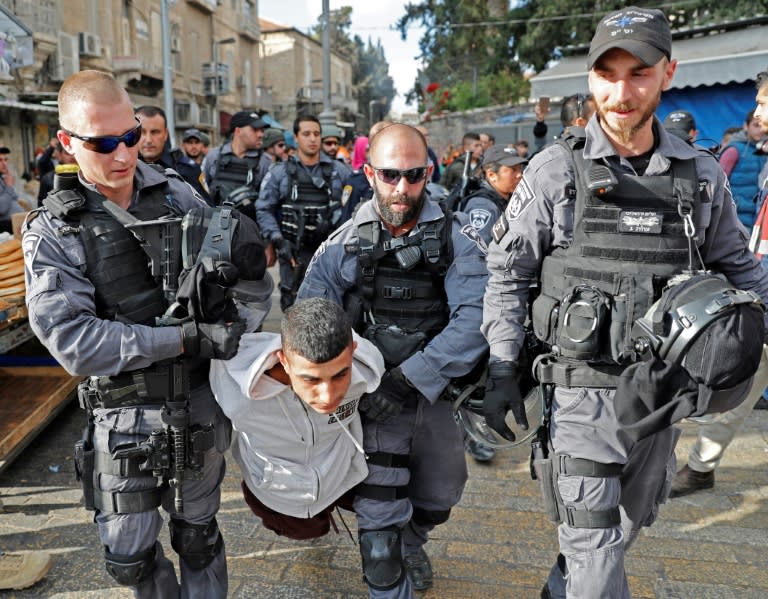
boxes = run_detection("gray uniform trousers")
[545,386,679,599]
[92,384,230,599]
[354,395,468,599]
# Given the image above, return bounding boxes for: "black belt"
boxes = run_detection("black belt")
[534,356,626,388]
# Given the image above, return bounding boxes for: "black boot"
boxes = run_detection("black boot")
[669,465,714,498]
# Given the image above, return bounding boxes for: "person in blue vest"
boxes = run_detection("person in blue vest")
[719,109,767,228]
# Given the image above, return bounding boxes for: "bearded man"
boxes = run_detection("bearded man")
[297,123,489,599]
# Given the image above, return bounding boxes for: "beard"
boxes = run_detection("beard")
[373,178,426,227]
[597,88,661,145]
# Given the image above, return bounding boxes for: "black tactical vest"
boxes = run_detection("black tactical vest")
[531,134,702,366]
[280,159,336,250]
[345,212,452,367]
[209,151,262,204]
[44,183,177,325]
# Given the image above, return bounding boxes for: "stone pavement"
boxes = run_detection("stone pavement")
[0,285,767,598]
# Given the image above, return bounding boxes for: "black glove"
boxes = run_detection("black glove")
[177,261,240,323]
[483,362,528,441]
[181,319,245,360]
[273,237,295,263]
[359,367,420,423]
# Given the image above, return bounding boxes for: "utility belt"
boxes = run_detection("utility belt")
[74,421,216,514]
[533,354,626,389]
[77,360,209,411]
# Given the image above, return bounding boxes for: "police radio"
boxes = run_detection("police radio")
[587,164,618,196]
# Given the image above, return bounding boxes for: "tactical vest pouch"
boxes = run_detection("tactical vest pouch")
[363,324,428,369]
[74,433,96,511]
[531,294,560,347]
[555,286,610,360]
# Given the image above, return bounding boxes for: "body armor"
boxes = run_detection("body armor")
[347,213,451,367]
[280,159,337,251]
[209,151,262,205]
[531,134,702,370]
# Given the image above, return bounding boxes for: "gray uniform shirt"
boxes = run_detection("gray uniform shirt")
[22,162,208,376]
[297,197,489,402]
[255,154,347,242]
[482,115,768,364]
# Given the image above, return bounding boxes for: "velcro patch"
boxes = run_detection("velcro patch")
[618,210,663,234]
[460,224,488,255]
[492,212,509,244]
[505,177,535,221]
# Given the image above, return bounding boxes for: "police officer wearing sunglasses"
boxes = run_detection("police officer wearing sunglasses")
[298,123,489,598]
[21,70,243,599]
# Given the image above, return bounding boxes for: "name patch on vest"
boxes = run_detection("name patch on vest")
[492,213,509,244]
[618,210,663,234]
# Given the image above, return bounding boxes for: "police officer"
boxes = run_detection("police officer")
[181,128,206,166]
[298,123,488,597]
[135,105,210,203]
[462,144,526,243]
[21,70,245,599]
[321,124,352,177]
[203,110,272,206]
[256,114,349,311]
[262,128,288,163]
[458,145,526,463]
[481,8,768,598]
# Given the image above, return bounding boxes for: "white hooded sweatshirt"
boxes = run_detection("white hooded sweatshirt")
[209,332,384,518]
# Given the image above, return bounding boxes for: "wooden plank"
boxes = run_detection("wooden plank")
[0,367,81,472]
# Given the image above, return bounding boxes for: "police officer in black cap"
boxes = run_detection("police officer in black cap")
[481,7,768,598]
[202,111,272,206]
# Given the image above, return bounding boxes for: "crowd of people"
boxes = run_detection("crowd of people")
[10,4,768,598]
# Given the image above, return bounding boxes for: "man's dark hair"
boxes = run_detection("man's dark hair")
[281,298,352,363]
[756,70,768,91]
[294,114,321,135]
[135,105,167,128]
[560,93,593,128]
[746,109,756,125]
[481,132,495,144]
[462,132,480,146]
[515,139,529,149]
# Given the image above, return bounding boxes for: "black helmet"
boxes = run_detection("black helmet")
[632,272,764,398]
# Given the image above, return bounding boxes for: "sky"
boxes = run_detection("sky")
[260,0,423,116]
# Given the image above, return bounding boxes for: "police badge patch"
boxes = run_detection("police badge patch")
[460,224,488,255]
[505,177,535,221]
[341,184,353,206]
[618,210,663,234]
[468,208,492,231]
[21,231,41,266]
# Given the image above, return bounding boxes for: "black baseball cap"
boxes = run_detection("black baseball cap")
[482,145,528,168]
[663,110,696,141]
[229,111,269,132]
[588,7,672,70]
[182,128,203,142]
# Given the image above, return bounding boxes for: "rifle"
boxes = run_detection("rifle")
[458,150,472,200]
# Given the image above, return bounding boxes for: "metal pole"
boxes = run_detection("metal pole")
[161,0,175,142]
[318,0,335,129]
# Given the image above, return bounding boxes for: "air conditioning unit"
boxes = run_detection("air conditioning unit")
[174,101,200,127]
[50,32,80,81]
[79,32,101,58]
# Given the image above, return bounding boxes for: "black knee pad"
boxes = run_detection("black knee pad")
[412,506,451,526]
[359,526,404,590]
[104,543,157,586]
[169,517,224,570]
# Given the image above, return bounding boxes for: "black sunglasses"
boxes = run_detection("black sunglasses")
[322,140,339,146]
[64,118,142,154]
[371,165,428,185]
